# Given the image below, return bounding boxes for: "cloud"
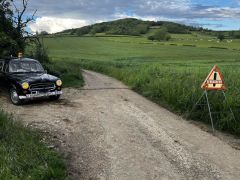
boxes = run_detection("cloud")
[22,0,240,32]
[28,17,88,33]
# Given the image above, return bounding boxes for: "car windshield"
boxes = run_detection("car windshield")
[9,61,44,73]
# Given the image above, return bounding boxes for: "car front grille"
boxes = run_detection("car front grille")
[30,82,55,91]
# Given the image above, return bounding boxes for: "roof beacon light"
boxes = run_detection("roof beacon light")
[18,52,23,59]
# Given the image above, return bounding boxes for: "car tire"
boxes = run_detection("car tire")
[10,88,23,105]
[49,95,61,101]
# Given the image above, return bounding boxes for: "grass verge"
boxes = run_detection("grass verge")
[44,60,84,88]
[77,59,240,135]
[0,110,67,179]
[42,36,240,135]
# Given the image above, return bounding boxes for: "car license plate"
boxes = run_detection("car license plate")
[26,91,62,98]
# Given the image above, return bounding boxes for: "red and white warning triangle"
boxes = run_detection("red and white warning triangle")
[201,65,226,90]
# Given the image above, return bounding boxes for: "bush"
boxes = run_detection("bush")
[44,60,84,87]
[0,32,18,57]
[32,43,49,63]
[217,34,225,41]
[148,36,155,41]
[76,26,92,36]
[150,28,171,41]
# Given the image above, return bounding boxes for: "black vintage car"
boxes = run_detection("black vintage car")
[0,57,63,105]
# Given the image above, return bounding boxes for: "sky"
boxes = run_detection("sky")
[15,0,240,33]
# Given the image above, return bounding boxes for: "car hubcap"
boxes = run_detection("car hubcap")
[11,90,19,104]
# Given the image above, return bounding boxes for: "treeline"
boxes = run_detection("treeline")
[226,31,240,39]
[60,18,200,37]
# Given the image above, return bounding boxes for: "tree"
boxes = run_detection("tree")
[217,34,225,41]
[12,0,37,51]
[148,35,154,41]
[0,0,19,56]
[40,31,49,36]
[150,28,171,41]
[0,0,42,58]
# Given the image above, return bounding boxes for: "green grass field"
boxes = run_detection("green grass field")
[0,111,67,179]
[43,35,240,135]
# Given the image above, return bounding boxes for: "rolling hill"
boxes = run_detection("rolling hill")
[54,18,240,39]
[57,18,203,36]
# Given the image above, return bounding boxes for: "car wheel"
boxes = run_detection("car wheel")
[10,88,22,105]
[49,95,61,101]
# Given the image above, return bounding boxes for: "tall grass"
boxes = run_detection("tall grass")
[44,61,84,87]
[0,111,67,179]
[42,35,240,135]
[79,59,240,135]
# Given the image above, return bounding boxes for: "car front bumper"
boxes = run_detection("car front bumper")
[19,90,63,100]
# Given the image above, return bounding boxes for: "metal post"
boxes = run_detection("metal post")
[188,92,205,118]
[222,91,236,121]
[205,90,215,133]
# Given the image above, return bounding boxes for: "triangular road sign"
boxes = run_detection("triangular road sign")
[201,65,226,90]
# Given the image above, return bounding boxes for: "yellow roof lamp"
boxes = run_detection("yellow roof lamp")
[18,52,23,59]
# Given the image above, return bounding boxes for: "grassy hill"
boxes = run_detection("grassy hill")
[58,18,200,36]
[54,18,240,40]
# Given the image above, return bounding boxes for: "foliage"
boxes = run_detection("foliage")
[0,111,67,179]
[76,26,92,36]
[217,34,225,41]
[0,0,20,56]
[0,31,18,56]
[149,28,171,41]
[163,23,190,34]
[44,61,84,87]
[148,35,155,41]
[39,31,49,36]
[0,0,37,56]
[230,31,240,39]
[29,42,50,63]
[60,18,198,36]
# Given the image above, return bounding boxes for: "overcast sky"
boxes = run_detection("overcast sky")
[16,0,240,33]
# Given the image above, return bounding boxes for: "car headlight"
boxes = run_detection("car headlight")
[22,82,29,90]
[56,80,62,86]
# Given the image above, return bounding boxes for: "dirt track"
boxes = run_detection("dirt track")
[1,70,240,180]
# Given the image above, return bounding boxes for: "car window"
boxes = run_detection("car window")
[9,61,44,73]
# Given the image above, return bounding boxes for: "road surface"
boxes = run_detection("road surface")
[1,70,240,180]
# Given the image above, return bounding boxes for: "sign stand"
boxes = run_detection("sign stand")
[191,90,235,133]
[189,65,235,133]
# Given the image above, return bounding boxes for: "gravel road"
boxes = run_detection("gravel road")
[1,70,240,180]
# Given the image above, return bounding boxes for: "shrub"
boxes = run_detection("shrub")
[150,28,171,41]
[217,34,225,41]
[148,36,155,41]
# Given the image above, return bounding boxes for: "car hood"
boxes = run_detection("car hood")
[8,73,59,84]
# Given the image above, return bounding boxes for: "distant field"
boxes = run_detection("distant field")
[44,36,240,62]
[43,35,240,135]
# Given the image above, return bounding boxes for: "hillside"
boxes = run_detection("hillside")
[55,18,240,39]
[58,18,201,36]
